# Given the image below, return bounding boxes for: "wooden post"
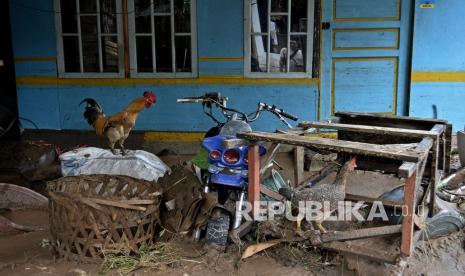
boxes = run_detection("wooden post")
[401,172,416,257]
[248,144,260,219]
[294,146,304,186]
[430,138,439,216]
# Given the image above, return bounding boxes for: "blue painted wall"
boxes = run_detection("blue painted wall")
[410,0,465,130]
[14,0,465,133]
[320,0,413,119]
[10,0,318,132]
[17,85,317,131]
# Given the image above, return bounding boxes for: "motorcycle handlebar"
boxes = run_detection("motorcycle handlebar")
[259,102,299,121]
[176,97,204,103]
[177,92,227,104]
[279,110,299,121]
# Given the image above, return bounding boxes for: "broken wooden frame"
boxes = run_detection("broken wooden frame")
[239,112,451,262]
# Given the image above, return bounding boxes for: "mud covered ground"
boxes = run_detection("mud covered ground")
[1,152,465,275]
[1,218,464,275]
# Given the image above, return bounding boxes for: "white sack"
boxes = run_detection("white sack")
[60,147,170,182]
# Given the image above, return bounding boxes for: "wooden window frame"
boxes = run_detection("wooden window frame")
[128,0,198,78]
[244,0,315,78]
[55,0,125,78]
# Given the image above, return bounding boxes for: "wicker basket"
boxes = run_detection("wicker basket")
[47,175,162,262]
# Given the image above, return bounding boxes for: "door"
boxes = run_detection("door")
[0,0,20,139]
[320,0,412,119]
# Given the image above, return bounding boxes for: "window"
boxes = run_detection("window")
[245,0,315,77]
[55,0,124,77]
[128,0,197,78]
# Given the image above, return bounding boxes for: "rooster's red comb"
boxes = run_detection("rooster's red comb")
[143,91,156,102]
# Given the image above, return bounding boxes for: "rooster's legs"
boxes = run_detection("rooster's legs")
[118,139,126,155]
[109,141,117,155]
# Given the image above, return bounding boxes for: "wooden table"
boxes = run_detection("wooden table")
[238,112,451,261]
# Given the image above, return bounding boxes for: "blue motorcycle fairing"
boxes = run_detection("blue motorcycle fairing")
[202,135,266,168]
[202,134,266,187]
[210,172,246,188]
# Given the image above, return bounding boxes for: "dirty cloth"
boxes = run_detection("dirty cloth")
[59,147,170,182]
[158,165,217,234]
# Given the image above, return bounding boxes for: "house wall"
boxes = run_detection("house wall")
[14,0,465,135]
[410,0,465,130]
[10,0,318,136]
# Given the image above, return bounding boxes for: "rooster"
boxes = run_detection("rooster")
[80,91,156,155]
[279,156,357,233]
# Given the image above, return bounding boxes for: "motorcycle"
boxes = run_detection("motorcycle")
[177,92,298,246]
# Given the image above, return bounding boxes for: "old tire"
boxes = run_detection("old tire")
[422,210,465,240]
[205,212,230,247]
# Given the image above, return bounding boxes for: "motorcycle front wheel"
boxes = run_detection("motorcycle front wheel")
[205,208,230,247]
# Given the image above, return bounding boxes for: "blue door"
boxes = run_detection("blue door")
[320,0,413,118]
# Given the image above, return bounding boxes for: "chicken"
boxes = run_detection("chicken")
[80,91,156,155]
[279,156,357,233]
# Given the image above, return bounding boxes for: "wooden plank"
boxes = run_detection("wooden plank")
[248,144,260,219]
[415,137,434,159]
[260,143,281,175]
[399,162,416,178]
[445,124,453,173]
[238,131,422,162]
[318,225,402,244]
[439,130,447,171]
[401,172,416,257]
[322,241,398,264]
[294,146,304,186]
[429,137,440,216]
[299,121,439,138]
[260,184,285,201]
[335,114,442,131]
[430,124,445,136]
[335,112,448,125]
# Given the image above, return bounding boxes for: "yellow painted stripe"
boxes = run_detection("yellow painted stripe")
[144,132,205,142]
[15,56,56,62]
[199,57,243,62]
[144,131,337,142]
[411,72,465,82]
[16,76,319,86]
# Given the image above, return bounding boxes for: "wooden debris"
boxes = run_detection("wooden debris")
[322,241,399,264]
[238,131,422,162]
[241,239,283,259]
[299,121,439,138]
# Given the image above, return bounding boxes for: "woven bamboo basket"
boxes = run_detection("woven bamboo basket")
[47,175,162,262]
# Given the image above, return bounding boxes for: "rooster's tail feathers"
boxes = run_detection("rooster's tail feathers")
[80,98,102,111]
[80,98,104,126]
